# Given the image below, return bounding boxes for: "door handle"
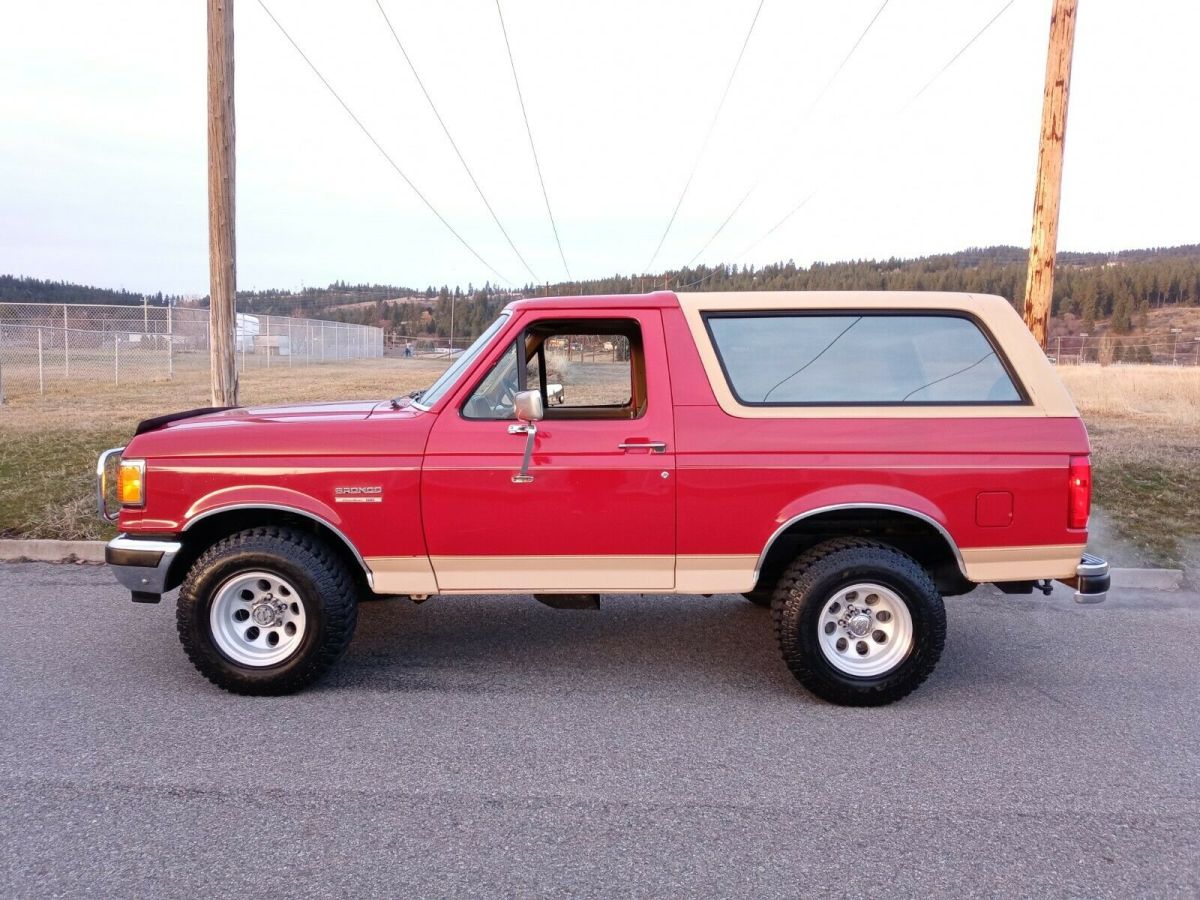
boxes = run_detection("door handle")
[618,441,667,453]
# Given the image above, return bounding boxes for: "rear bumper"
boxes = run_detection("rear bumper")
[1061,552,1110,604]
[105,534,181,600]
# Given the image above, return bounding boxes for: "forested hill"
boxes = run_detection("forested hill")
[0,275,179,307]
[331,243,1200,338]
[3,243,1198,339]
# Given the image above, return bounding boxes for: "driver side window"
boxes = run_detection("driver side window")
[462,340,521,420]
[461,318,644,420]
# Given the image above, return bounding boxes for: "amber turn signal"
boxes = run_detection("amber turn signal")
[118,459,146,507]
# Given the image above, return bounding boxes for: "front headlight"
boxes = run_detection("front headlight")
[118,459,146,507]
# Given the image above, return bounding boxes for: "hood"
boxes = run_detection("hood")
[200,399,390,423]
[124,399,429,459]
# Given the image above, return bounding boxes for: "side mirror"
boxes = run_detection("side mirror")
[509,391,543,485]
[513,389,544,423]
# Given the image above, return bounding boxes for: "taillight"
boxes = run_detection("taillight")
[1068,456,1091,529]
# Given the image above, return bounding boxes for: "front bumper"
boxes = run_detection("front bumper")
[1065,552,1110,604]
[105,534,182,601]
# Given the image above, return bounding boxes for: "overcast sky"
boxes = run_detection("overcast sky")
[2,0,1197,295]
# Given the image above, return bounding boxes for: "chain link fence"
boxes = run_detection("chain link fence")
[0,302,383,401]
[1049,333,1200,366]
[384,333,476,359]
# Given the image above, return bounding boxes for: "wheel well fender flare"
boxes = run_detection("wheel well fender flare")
[755,502,968,583]
[179,500,372,589]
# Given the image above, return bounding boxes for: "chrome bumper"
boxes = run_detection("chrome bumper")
[1070,552,1110,604]
[105,534,181,601]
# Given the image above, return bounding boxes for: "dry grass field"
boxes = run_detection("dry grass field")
[1,359,1197,566]
[1057,365,1200,566]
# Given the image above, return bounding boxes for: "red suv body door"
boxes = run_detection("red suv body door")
[420,308,676,592]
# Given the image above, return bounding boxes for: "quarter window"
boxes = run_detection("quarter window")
[705,313,1023,405]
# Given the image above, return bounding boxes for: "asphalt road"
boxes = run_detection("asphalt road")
[1,561,1197,899]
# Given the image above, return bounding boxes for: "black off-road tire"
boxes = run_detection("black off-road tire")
[176,527,358,695]
[771,538,946,706]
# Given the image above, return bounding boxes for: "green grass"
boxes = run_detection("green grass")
[1088,427,1200,568]
[0,427,124,540]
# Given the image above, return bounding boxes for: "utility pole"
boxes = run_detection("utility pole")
[449,292,456,354]
[208,0,238,405]
[1022,0,1078,349]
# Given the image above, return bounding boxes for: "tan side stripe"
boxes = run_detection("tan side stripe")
[365,556,439,595]
[368,547,1085,596]
[676,554,758,593]
[430,554,675,592]
[960,544,1085,581]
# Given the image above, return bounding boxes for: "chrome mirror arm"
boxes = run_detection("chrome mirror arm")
[511,423,536,483]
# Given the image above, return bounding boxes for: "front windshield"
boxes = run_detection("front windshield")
[413,312,510,409]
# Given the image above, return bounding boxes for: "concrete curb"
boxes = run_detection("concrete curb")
[0,539,105,564]
[1109,567,1185,591]
[0,540,1190,590]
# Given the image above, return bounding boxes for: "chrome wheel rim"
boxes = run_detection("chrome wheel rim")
[817,582,914,677]
[210,570,307,667]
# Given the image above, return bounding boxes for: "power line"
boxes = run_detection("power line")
[644,0,768,273]
[730,0,1020,269]
[808,0,891,113]
[253,0,512,285]
[373,0,540,283]
[909,0,1017,105]
[683,0,891,268]
[494,0,571,279]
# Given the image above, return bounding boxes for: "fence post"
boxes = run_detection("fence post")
[63,305,70,378]
[114,334,120,385]
[265,317,271,368]
[38,327,44,394]
[0,326,5,404]
[167,305,174,379]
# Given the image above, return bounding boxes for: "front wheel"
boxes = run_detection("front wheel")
[772,538,946,706]
[176,527,358,695]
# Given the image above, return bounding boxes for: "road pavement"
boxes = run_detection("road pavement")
[1,561,1197,898]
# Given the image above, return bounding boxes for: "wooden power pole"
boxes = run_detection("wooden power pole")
[1022,0,1078,349]
[208,0,238,405]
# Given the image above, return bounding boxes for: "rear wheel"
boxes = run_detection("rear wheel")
[176,527,357,695]
[771,538,945,706]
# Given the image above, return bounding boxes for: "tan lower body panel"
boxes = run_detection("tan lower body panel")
[960,544,1085,582]
[367,547,1084,596]
[365,556,439,595]
[676,554,758,593]
[430,555,675,593]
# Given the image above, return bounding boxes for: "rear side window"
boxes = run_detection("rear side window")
[704,313,1023,405]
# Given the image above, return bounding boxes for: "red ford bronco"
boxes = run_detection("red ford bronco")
[98,291,1108,705]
